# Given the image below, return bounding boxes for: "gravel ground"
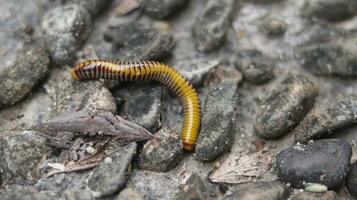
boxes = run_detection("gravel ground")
[1,0,357,199]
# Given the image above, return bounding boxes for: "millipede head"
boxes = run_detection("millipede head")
[182,141,195,151]
[70,69,80,80]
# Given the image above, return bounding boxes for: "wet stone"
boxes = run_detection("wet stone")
[301,0,357,22]
[259,16,287,37]
[104,22,175,60]
[118,84,162,132]
[290,191,340,200]
[192,0,235,52]
[294,97,357,142]
[254,75,318,139]
[196,67,241,161]
[0,47,50,109]
[275,139,352,189]
[64,189,94,200]
[0,131,52,183]
[138,129,182,172]
[234,49,275,84]
[298,43,357,77]
[221,181,290,200]
[42,4,92,65]
[115,187,145,200]
[70,0,112,16]
[347,161,357,198]
[0,185,55,200]
[88,142,137,198]
[142,0,189,19]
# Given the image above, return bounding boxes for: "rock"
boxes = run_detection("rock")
[174,58,221,86]
[234,49,275,84]
[0,47,50,109]
[138,128,182,172]
[64,190,94,200]
[142,0,189,18]
[88,142,137,198]
[116,187,145,200]
[0,185,55,200]
[347,161,357,198]
[221,181,290,200]
[174,174,210,200]
[291,191,339,200]
[259,16,287,37]
[275,139,352,189]
[294,97,357,142]
[117,84,162,132]
[192,0,235,52]
[196,66,241,161]
[0,131,51,183]
[70,0,112,16]
[42,4,92,65]
[298,43,357,77]
[254,75,318,139]
[104,22,175,60]
[301,0,357,22]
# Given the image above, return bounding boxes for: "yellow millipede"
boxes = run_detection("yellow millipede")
[70,60,201,151]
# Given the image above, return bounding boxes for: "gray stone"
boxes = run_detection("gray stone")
[0,185,55,200]
[301,0,357,22]
[138,128,182,172]
[104,22,175,60]
[234,49,275,84]
[88,142,137,198]
[118,84,162,132]
[259,16,287,37]
[294,97,357,142]
[142,0,189,18]
[221,181,290,200]
[70,0,112,16]
[0,131,52,183]
[0,47,50,109]
[196,66,241,161]
[347,161,357,198]
[275,139,352,189]
[174,174,210,200]
[291,191,339,200]
[116,187,145,200]
[42,4,92,65]
[192,0,235,52]
[254,75,318,139]
[64,190,95,200]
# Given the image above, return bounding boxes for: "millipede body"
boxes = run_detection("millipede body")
[71,60,201,151]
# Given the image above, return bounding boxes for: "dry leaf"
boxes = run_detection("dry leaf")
[113,0,140,16]
[209,150,273,184]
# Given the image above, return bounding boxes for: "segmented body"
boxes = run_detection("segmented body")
[71,60,201,151]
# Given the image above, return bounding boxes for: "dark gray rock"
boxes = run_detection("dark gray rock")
[259,16,287,37]
[70,0,112,16]
[298,43,357,77]
[192,0,235,52]
[254,75,318,139]
[0,185,55,200]
[138,129,182,172]
[116,187,145,200]
[221,181,290,200]
[0,47,50,109]
[291,191,339,200]
[104,22,175,60]
[42,4,92,65]
[118,84,162,132]
[142,0,189,18]
[347,161,357,198]
[301,0,357,22]
[174,174,211,200]
[88,142,137,198]
[234,49,275,84]
[275,139,352,189]
[294,97,357,142]
[0,131,52,183]
[64,190,95,200]
[196,66,241,161]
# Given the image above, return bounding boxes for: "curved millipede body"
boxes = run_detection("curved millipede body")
[70,60,201,151]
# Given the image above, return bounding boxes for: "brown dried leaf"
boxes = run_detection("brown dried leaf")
[113,0,140,16]
[209,150,273,184]
[31,110,155,142]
